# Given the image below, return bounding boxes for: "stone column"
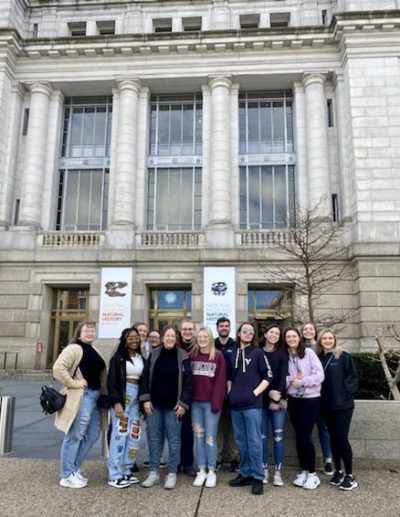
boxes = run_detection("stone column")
[18,82,52,228]
[201,85,211,227]
[135,86,150,230]
[303,73,331,215]
[293,81,308,210]
[230,83,240,227]
[112,78,140,227]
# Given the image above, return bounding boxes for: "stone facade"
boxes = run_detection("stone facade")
[0,0,400,368]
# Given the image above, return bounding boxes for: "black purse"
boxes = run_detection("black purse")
[96,394,111,409]
[40,384,66,415]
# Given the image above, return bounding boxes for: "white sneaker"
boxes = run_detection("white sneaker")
[108,478,130,489]
[263,468,269,485]
[141,471,160,488]
[193,471,207,487]
[293,471,308,487]
[205,471,217,488]
[164,473,177,490]
[303,472,321,490]
[75,469,88,483]
[60,472,87,489]
[273,473,284,487]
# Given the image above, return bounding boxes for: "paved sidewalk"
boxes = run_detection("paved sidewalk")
[0,458,399,517]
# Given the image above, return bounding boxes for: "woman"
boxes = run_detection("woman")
[285,327,324,490]
[53,321,107,488]
[227,322,272,496]
[107,327,144,488]
[301,322,333,475]
[190,327,226,488]
[136,322,150,359]
[316,329,359,491]
[140,326,192,490]
[261,324,288,487]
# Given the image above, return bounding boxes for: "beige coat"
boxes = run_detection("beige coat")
[53,343,108,434]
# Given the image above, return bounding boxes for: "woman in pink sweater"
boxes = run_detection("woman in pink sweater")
[190,326,227,488]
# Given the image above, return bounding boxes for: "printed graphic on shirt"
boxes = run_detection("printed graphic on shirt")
[191,360,217,378]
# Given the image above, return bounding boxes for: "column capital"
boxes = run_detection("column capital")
[11,81,26,98]
[293,81,305,93]
[116,78,141,94]
[209,75,232,90]
[302,72,328,88]
[26,82,53,97]
[230,83,240,95]
[332,71,345,88]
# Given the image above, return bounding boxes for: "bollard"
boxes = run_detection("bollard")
[101,429,108,458]
[0,396,15,455]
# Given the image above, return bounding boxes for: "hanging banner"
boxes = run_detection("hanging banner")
[98,268,133,338]
[203,267,236,338]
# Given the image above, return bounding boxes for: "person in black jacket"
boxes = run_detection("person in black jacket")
[140,325,192,490]
[316,329,359,491]
[107,327,145,488]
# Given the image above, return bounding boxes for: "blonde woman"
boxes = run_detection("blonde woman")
[190,327,227,488]
[316,329,359,491]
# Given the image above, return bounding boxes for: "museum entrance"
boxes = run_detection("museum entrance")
[148,287,192,332]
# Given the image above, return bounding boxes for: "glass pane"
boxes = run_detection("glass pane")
[158,105,170,155]
[260,102,272,152]
[158,290,184,309]
[90,171,102,227]
[70,109,83,146]
[273,102,284,151]
[180,169,192,226]
[64,171,79,228]
[186,290,192,311]
[286,102,293,151]
[170,105,182,154]
[239,105,246,153]
[94,108,106,146]
[82,108,95,146]
[247,103,259,153]
[248,166,260,226]
[156,171,169,227]
[274,166,287,227]
[261,166,273,228]
[77,171,91,228]
[168,169,181,226]
[248,290,254,311]
[255,290,282,310]
[182,105,194,153]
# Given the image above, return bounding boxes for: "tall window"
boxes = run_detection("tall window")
[58,97,112,231]
[148,287,192,330]
[239,91,295,229]
[147,94,202,230]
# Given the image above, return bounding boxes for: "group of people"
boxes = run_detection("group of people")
[52,317,359,495]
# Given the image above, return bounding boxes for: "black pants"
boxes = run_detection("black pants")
[288,396,320,472]
[322,407,354,475]
[180,409,194,469]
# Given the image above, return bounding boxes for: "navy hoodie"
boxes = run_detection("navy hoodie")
[228,345,273,410]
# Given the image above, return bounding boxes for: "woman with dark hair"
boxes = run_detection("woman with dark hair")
[284,327,324,490]
[107,327,144,488]
[316,329,359,491]
[227,322,272,495]
[300,322,333,475]
[261,324,288,487]
[53,321,107,488]
[140,325,192,490]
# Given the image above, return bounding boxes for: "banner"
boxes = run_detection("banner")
[203,267,236,338]
[98,268,133,338]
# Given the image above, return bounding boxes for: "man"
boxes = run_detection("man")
[178,318,196,476]
[214,317,239,472]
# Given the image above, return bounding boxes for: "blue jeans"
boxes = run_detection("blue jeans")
[60,388,101,478]
[108,383,141,480]
[231,408,263,481]
[316,412,332,461]
[147,407,182,473]
[262,407,286,470]
[191,402,221,470]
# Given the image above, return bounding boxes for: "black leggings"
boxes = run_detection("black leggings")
[288,397,320,473]
[322,407,354,475]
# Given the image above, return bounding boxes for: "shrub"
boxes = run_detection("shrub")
[352,352,400,400]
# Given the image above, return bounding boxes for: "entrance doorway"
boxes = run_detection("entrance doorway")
[48,288,89,366]
[148,287,192,332]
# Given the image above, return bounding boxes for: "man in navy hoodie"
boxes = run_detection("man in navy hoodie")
[227,322,272,495]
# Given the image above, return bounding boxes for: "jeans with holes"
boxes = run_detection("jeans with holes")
[147,407,182,473]
[60,388,101,478]
[191,401,221,470]
[108,383,141,480]
[231,408,264,481]
[262,407,286,471]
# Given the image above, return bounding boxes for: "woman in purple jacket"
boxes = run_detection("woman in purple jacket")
[284,327,324,490]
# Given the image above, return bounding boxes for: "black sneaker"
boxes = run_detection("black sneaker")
[108,478,130,489]
[323,462,333,475]
[142,460,150,468]
[251,479,264,495]
[229,474,253,487]
[339,474,359,491]
[131,464,139,473]
[160,462,167,469]
[124,473,140,485]
[330,471,345,486]
[230,459,240,472]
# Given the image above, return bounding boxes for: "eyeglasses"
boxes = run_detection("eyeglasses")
[241,329,255,335]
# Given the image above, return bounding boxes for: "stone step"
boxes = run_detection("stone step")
[0,369,53,380]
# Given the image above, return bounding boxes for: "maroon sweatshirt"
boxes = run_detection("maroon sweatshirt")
[190,350,227,413]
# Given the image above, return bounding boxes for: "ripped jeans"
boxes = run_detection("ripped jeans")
[262,407,286,471]
[191,402,221,470]
[108,383,141,480]
[60,388,101,478]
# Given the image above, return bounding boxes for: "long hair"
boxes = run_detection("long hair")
[237,322,256,346]
[113,327,142,362]
[71,321,96,343]
[300,322,318,342]
[260,323,283,352]
[191,326,216,361]
[283,327,305,359]
[316,328,342,359]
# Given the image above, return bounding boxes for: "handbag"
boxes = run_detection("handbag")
[96,394,111,409]
[40,384,66,414]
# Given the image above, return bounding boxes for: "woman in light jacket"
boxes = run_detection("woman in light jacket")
[53,321,107,489]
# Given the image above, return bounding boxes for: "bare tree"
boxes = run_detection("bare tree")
[375,325,400,401]
[262,198,353,328]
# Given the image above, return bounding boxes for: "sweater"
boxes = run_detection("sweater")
[286,347,325,399]
[190,350,227,413]
[151,347,180,409]
[227,345,273,410]
[318,350,359,411]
